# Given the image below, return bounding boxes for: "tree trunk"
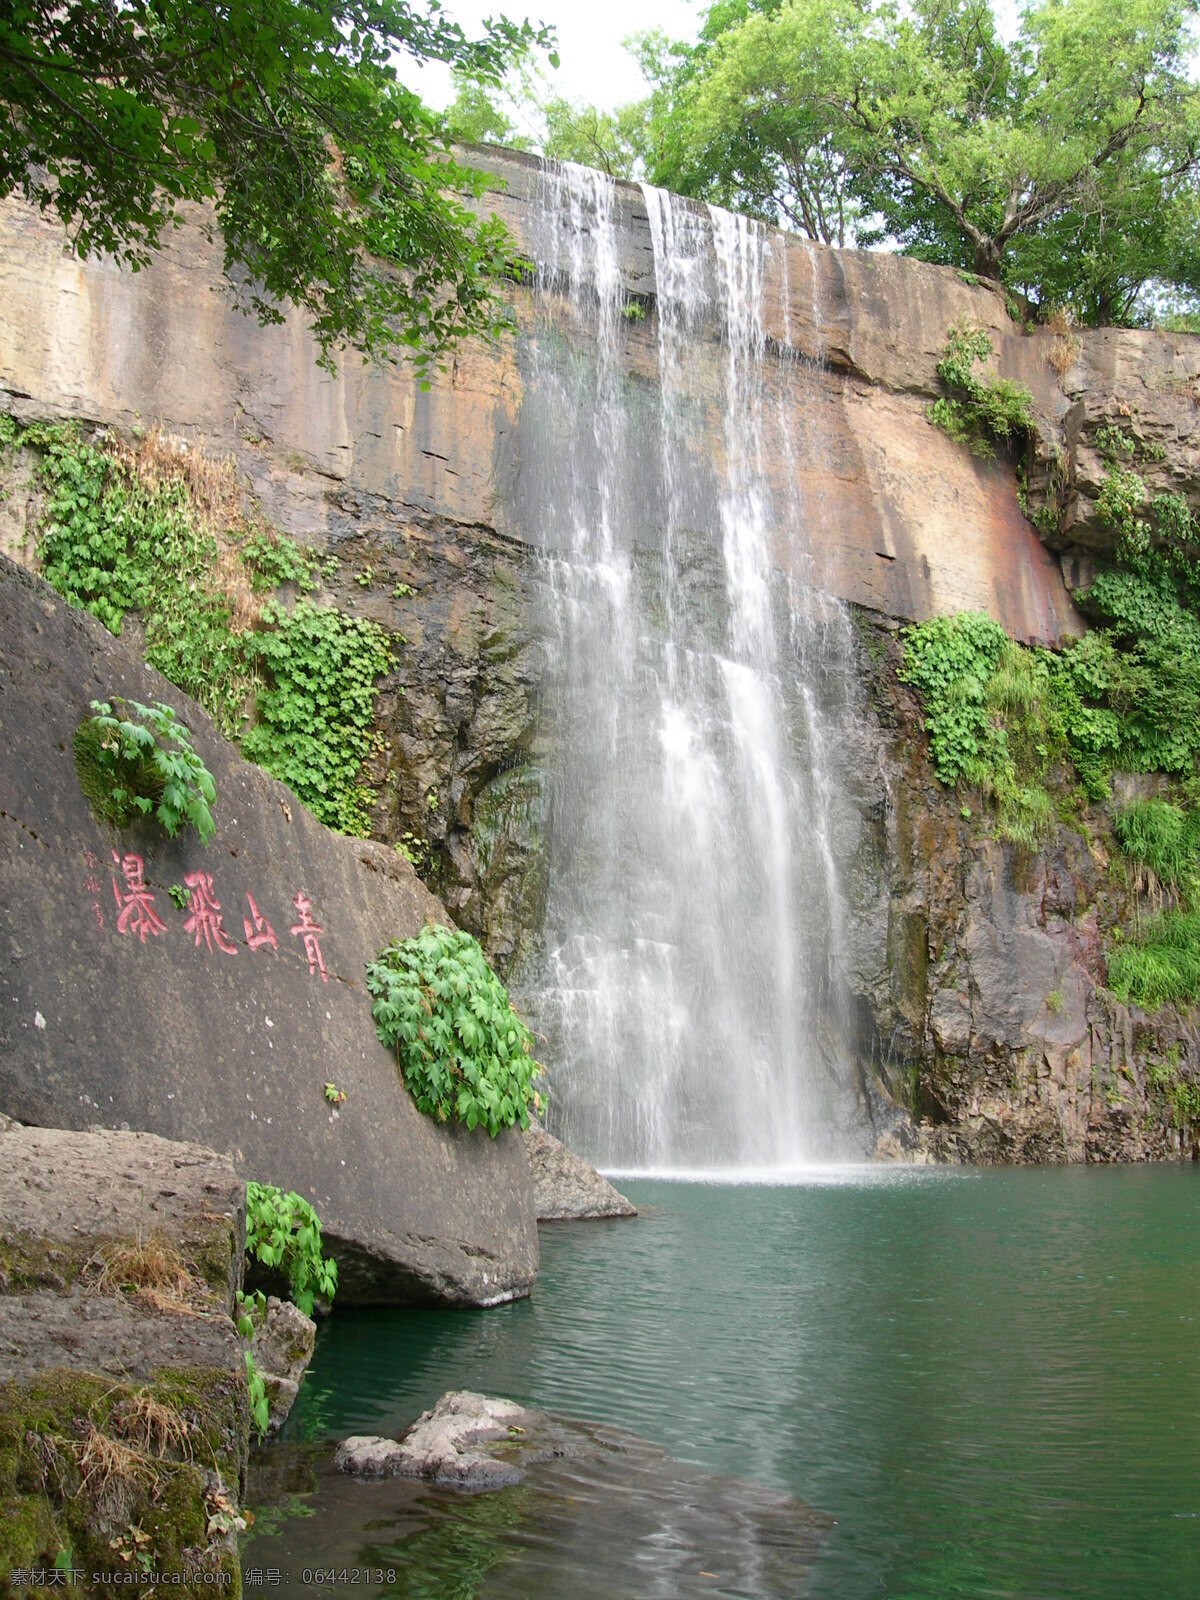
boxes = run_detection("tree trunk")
[972,237,1004,281]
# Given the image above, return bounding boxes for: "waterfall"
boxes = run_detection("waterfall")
[523,164,864,1173]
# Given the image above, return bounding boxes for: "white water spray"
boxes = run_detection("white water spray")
[525,166,863,1170]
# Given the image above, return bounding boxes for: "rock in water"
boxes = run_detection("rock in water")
[0,555,537,1306]
[336,1392,530,1488]
[248,1296,317,1436]
[320,1391,833,1597]
[522,1123,636,1220]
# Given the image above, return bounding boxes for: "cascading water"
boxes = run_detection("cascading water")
[523,164,865,1172]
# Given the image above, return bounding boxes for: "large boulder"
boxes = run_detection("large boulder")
[0,555,538,1305]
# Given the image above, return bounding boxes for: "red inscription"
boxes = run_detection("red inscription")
[243,893,278,953]
[83,848,104,930]
[111,851,166,943]
[290,891,327,981]
[183,871,238,956]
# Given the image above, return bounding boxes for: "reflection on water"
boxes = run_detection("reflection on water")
[245,1422,829,1600]
[246,1168,1200,1597]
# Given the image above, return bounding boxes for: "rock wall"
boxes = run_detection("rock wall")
[0,555,538,1303]
[845,621,1200,1163]
[0,155,1082,644]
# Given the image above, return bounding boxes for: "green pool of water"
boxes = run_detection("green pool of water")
[252,1165,1200,1596]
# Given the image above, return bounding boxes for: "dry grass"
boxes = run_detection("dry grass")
[122,427,242,524]
[25,1430,74,1498]
[94,1232,199,1311]
[113,1389,192,1461]
[112,426,263,633]
[77,1422,156,1517]
[1043,304,1076,336]
[1045,333,1081,376]
[1040,304,1081,378]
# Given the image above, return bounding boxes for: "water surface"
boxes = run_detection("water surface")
[249,1167,1200,1597]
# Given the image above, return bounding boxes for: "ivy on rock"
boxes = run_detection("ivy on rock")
[6,416,392,839]
[241,602,391,837]
[366,925,540,1136]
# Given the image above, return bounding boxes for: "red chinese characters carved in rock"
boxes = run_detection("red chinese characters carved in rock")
[111,851,166,943]
[83,848,104,930]
[243,893,278,953]
[83,850,101,896]
[290,891,327,981]
[183,871,238,956]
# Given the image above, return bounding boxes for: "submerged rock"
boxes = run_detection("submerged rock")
[332,1436,408,1478]
[522,1123,636,1220]
[336,1391,530,1488]
[296,1391,834,1597]
[247,1296,316,1437]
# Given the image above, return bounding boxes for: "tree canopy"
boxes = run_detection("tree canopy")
[633,0,1200,323]
[445,65,645,179]
[0,0,555,367]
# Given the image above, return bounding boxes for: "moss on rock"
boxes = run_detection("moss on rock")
[0,1366,246,1598]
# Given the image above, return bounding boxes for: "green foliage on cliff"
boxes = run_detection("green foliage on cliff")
[244,1183,338,1318]
[1113,798,1200,892]
[906,484,1200,816]
[901,615,1067,844]
[241,602,391,837]
[1109,910,1200,1009]
[76,698,217,845]
[903,593,1200,1005]
[0,0,553,371]
[10,417,390,838]
[1106,793,1200,1008]
[929,327,1037,459]
[631,0,1200,323]
[366,925,540,1136]
[27,419,266,734]
[896,611,1009,782]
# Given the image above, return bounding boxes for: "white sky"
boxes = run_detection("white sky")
[396,0,702,113]
[395,1,1195,120]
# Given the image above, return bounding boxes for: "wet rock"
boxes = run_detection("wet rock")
[340,513,551,974]
[336,1392,531,1488]
[266,1393,833,1598]
[333,1436,407,1478]
[523,1123,636,1220]
[0,555,538,1306]
[248,1296,316,1437]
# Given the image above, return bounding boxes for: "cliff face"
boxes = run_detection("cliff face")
[1,154,1198,1163]
[844,624,1199,1164]
[0,152,1085,644]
